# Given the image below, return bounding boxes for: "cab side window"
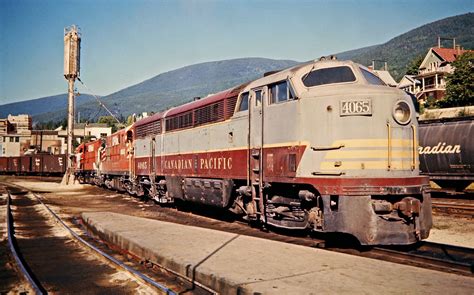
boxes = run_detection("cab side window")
[254,89,262,107]
[238,92,249,111]
[269,81,295,104]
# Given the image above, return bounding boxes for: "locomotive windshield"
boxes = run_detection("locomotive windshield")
[238,92,249,111]
[302,66,356,87]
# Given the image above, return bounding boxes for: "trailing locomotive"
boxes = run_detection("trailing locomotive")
[75,59,432,245]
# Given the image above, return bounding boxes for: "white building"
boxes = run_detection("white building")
[57,123,112,153]
[397,75,421,94]
[7,114,32,134]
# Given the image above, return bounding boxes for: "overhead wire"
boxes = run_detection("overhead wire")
[76,77,121,124]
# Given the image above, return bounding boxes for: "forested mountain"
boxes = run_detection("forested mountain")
[0,94,94,118]
[34,58,297,123]
[337,13,474,80]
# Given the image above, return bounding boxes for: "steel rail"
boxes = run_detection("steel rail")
[1,182,215,295]
[374,242,474,276]
[5,191,45,294]
[30,192,177,295]
[432,201,474,217]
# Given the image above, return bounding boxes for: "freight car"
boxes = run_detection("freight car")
[76,58,432,245]
[0,154,66,175]
[419,116,474,192]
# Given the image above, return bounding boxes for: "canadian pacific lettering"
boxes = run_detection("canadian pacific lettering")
[163,157,232,170]
[200,157,232,170]
[164,159,193,170]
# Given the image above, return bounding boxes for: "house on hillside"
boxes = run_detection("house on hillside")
[414,45,472,103]
[397,75,421,94]
[372,70,397,87]
[367,61,398,87]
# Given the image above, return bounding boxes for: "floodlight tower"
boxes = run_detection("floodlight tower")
[63,25,81,184]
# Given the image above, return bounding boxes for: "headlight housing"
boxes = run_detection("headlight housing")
[393,100,411,125]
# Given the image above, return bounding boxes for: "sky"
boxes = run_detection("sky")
[0,0,473,105]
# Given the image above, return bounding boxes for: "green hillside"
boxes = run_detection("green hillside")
[0,94,94,118]
[34,58,297,122]
[337,12,474,80]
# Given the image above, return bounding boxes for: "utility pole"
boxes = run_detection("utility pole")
[61,25,81,185]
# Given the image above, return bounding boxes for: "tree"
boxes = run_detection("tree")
[438,52,474,108]
[405,55,423,76]
[98,115,121,133]
[126,114,136,126]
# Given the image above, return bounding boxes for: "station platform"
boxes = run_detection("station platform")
[83,212,473,294]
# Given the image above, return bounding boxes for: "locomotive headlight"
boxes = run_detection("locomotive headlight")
[393,101,411,125]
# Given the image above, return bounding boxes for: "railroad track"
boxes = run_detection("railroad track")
[3,179,473,290]
[373,242,474,276]
[432,199,474,218]
[3,186,215,294]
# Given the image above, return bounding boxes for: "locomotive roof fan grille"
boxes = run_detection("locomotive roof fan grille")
[393,100,411,125]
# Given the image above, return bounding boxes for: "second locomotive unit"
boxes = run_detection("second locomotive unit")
[76,58,432,245]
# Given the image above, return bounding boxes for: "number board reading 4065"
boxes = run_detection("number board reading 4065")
[340,99,372,116]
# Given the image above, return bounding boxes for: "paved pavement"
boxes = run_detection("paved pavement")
[83,212,474,294]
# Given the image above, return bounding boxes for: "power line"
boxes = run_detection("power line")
[76,77,121,124]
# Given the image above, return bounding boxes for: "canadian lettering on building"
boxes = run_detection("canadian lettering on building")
[418,142,461,155]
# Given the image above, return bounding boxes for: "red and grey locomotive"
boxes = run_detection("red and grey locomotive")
[75,58,432,245]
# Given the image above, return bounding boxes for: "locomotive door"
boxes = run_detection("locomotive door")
[248,88,266,222]
[150,138,156,176]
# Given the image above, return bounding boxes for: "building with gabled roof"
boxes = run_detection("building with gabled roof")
[414,45,472,103]
[397,75,421,94]
[373,70,397,87]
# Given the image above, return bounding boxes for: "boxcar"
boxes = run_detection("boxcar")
[20,156,32,174]
[7,157,21,173]
[0,157,8,173]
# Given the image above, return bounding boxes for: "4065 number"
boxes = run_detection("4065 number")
[340,99,372,116]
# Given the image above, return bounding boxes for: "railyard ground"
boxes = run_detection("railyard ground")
[2,175,473,249]
[0,177,474,294]
[1,176,473,294]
